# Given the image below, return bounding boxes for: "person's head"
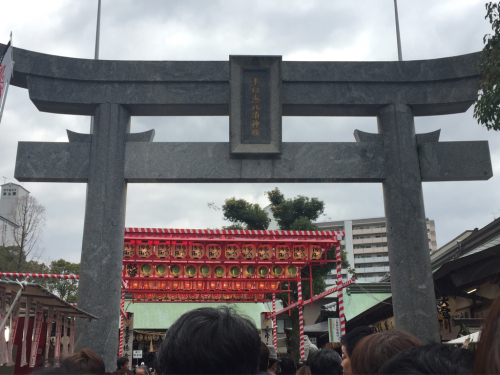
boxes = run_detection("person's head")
[308,349,342,375]
[135,365,150,375]
[117,357,130,371]
[377,343,475,374]
[474,292,500,374]
[259,342,270,372]
[267,345,279,373]
[340,326,374,375]
[279,357,296,375]
[350,330,422,374]
[156,306,261,374]
[63,348,105,374]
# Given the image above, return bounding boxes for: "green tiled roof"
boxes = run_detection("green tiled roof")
[124,302,266,329]
[324,291,392,321]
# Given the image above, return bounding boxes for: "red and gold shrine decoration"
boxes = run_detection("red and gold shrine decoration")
[137,242,153,258]
[242,244,257,260]
[124,243,135,258]
[123,227,343,303]
[156,242,170,258]
[309,244,322,260]
[276,244,290,260]
[225,244,241,259]
[189,243,205,259]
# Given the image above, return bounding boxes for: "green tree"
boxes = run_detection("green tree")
[46,259,80,303]
[474,2,500,130]
[221,188,350,362]
[0,245,50,287]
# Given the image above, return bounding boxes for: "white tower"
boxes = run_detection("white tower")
[0,183,30,220]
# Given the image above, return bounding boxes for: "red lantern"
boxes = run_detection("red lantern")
[244,281,254,290]
[269,281,279,290]
[208,281,217,290]
[183,280,192,290]
[221,280,230,290]
[171,280,181,290]
[233,281,242,290]
[257,281,267,290]
[145,292,155,300]
[157,280,168,290]
[131,280,141,290]
[195,281,205,291]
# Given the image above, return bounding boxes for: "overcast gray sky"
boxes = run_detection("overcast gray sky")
[0,0,498,264]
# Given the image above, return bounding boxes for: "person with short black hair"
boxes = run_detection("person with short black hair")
[340,326,374,375]
[377,343,475,374]
[278,356,296,375]
[156,306,261,374]
[308,348,342,375]
[116,357,131,374]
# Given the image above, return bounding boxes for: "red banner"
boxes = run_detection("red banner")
[29,303,44,367]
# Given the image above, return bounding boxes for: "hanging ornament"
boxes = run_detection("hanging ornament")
[243,265,256,278]
[242,244,257,260]
[155,243,170,259]
[213,265,226,278]
[173,243,188,259]
[229,266,241,278]
[271,265,283,278]
[206,243,222,260]
[285,265,298,278]
[140,263,153,277]
[258,244,273,260]
[124,243,135,258]
[309,244,322,260]
[189,243,205,259]
[225,244,241,259]
[137,243,153,258]
[257,266,269,278]
[276,244,290,260]
[293,244,307,260]
[155,264,168,278]
[185,265,197,278]
[199,264,212,278]
[126,264,139,277]
[170,264,182,278]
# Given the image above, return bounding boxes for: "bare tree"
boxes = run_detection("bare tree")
[9,195,46,272]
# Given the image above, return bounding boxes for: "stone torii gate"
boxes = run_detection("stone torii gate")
[5,45,492,369]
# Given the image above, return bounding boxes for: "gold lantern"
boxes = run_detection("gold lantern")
[206,243,222,260]
[293,244,307,260]
[243,265,256,278]
[126,264,139,277]
[155,242,170,258]
[225,244,241,259]
[155,264,168,278]
[309,244,322,260]
[242,244,257,260]
[214,265,226,278]
[228,266,241,278]
[124,242,135,258]
[271,265,283,278]
[140,263,153,277]
[170,264,182,278]
[276,244,290,260]
[199,264,212,278]
[189,243,205,259]
[185,265,197,278]
[257,266,269,278]
[173,243,188,259]
[137,242,153,258]
[258,244,272,260]
[285,265,298,278]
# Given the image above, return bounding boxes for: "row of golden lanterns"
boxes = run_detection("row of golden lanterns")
[128,279,282,291]
[124,242,323,261]
[134,292,267,302]
[125,263,299,279]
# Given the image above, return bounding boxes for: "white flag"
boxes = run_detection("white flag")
[0,36,14,124]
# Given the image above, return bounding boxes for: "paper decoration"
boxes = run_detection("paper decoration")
[44,309,54,366]
[173,243,188,259]
[170,264,182,278]
[271,265,283,278]
[140,263,153,277]
[185,265,197,278]
[258,244,273,260]
[189,243,205,259]
[54,312,62,361]
[61,315,69,359]
[20,298,32,367]
[199,264,211,278]
[123,242,135,258]
[257,266,269,278]
[293,244,307,260]
[228,266,241,278]
[155,264,168,278]
[243,265,256,278]
[276,244,290,260]
[126,264,139,277]
[206,243,222,260]
[309,244,322,260]
[225,244,240,259]
[155,243,170,258]
[70,317,75,354]
[7,295,21,366]
[242,244,257,260]
[29,303,44,367]
[137,243,153,258]
[213,265,226,278]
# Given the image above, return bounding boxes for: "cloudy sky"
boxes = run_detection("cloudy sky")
[0,0,498,264]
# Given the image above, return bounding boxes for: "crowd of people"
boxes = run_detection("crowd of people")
[33,291,500,374]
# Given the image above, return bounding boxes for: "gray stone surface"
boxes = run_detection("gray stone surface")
[378,103,440,344]
[1,44,479,117]
[14,140,492,183]
[75,103,130,371]
[229,55,282,155]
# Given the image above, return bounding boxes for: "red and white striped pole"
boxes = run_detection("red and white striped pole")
[336,244,346,336]
[0,273,79,279]
[297,277,305,360]
[118,289,125,357]
[272,293,277,350]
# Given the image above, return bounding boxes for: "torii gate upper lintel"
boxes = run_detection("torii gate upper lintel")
[5,44,493,369]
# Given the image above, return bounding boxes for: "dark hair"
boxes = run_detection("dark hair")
[475,292,500,374]
[259,342,270,371]
[340,325,374,357]
[279,356,296,375]
[156,306,260,374]
[350,330,422,374]
[63,348,105,374]
[117,356,129,370]
[376,343,474,374]
[308,349,342,375]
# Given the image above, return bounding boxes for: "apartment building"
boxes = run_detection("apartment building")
[317,217,437,283]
